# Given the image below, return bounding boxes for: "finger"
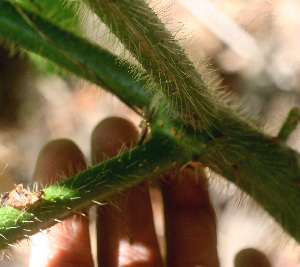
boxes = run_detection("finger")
[30,139,93,267]
[92,117,163,267]
[234,248,272,267]
[162,164,219,267]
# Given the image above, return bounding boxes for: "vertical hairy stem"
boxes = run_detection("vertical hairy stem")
[83,0,219,131]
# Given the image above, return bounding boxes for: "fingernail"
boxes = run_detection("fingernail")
[91,117,138,163]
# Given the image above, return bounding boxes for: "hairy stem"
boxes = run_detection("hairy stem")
[0,1,151,111]
[0,133,192,250]
[196,111,300,242]
[277,107,300,142]
[83,0,219,131]
[154,105,300,242]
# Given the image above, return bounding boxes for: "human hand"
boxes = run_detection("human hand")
[29,117,272,267]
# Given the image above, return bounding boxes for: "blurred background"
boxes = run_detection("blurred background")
[0,0,299,266]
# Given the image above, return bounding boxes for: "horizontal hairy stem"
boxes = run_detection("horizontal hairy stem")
[0,133,192,250]
[0,1,151,111]
[83,0,219,131]
[153,106,300,242]
[193,111,300,242]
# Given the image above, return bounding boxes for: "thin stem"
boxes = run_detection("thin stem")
[277,107,300,142]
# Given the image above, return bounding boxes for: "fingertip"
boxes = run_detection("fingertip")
[33,139,86,184]
[234,248,272,267]
[91,117,138,163]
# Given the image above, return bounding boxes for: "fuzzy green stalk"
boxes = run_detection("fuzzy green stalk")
[195,111,300,242]
[0,132,193,250]
[153,104,300,241]
[277,107,300,142]
[12,0,85,74]
[13,0,82,35]
[0,1,151,111]
[82,0,219,131]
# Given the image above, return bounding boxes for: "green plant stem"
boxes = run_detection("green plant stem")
[0,1,151,111]
[15,0,82,34]
[154,106,300,242]
[83,0,219,131]
[0,132,192,250]
[277,107,300,142]
[195,111,300,242]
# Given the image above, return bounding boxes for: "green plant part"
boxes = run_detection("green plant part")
[0,0,299,252]
[277,107,300,143]
[0,1,151,110]
[10,0,84,74]
[82,0,220,132]
[0,132,192,250]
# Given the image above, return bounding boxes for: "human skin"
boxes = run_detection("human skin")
[29,117,271,267]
